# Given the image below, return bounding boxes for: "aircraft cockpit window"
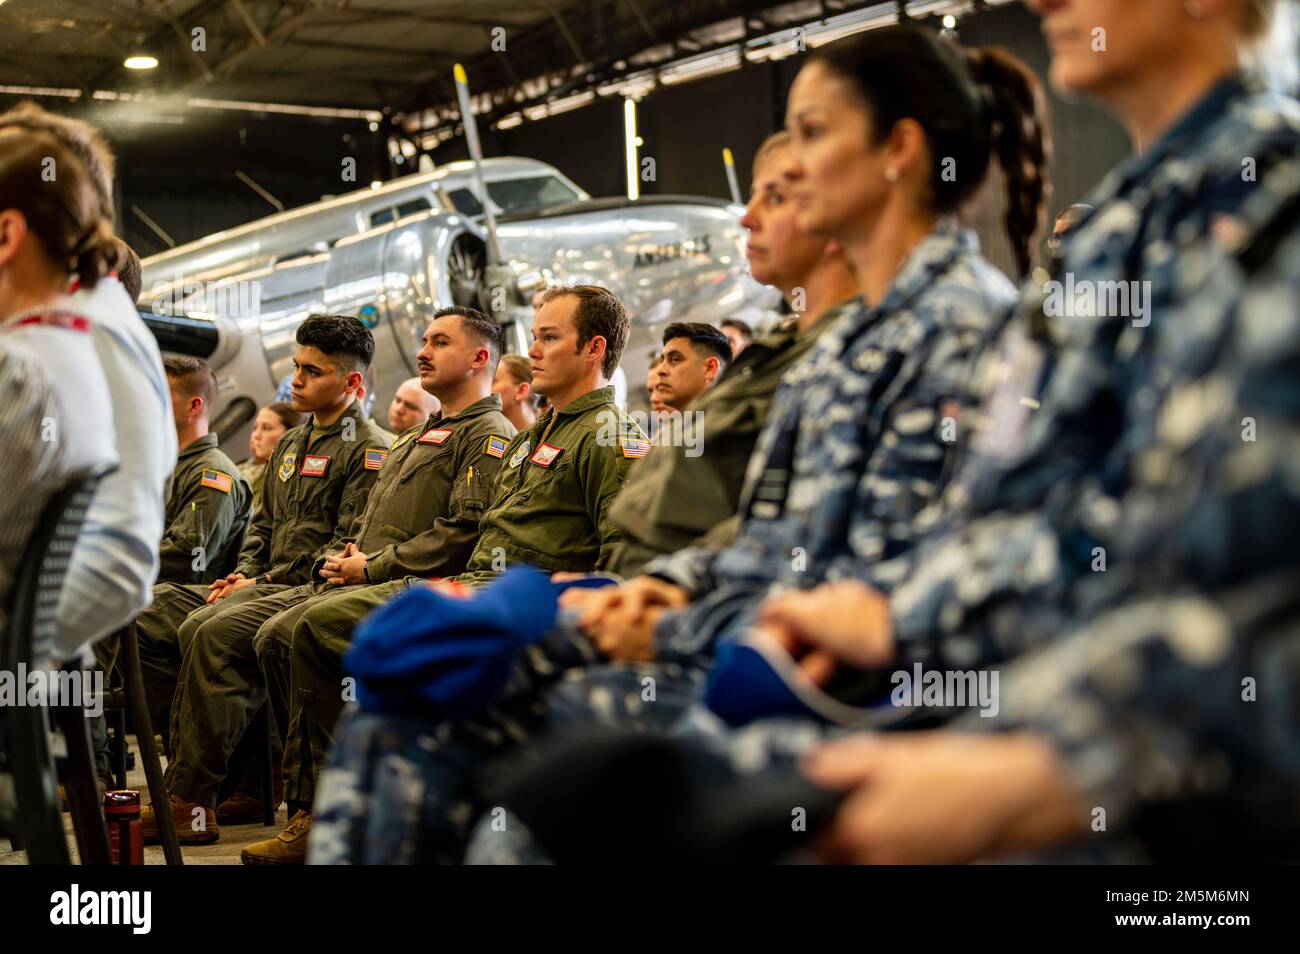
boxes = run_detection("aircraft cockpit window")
[369,197,431,228]
[485,175,580,215]
[446,188,484,217]
[447,176,580,219]
[395,198,432,220]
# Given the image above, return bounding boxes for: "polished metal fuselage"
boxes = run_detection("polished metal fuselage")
[139,160,779,457]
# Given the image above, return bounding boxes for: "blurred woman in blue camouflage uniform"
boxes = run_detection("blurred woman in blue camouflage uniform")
[309,25,1056,863]
[469,0,1300,864]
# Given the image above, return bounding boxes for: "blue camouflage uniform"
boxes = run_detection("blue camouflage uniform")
[460,76,1300,863]
[308,221,1018,862]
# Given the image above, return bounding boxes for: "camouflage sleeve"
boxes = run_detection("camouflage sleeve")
[891,181,1300,674]
[157,469,243,584]
[578,425,638,572]
[640,541,725,597]
[831,304,992,591]
[957,580,1300,836]
[367,427,506,582]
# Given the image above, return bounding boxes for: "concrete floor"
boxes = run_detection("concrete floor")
[1,733,288,866]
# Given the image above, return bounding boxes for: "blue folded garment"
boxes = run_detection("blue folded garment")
[705,629,900,729]
[347,565,603,720]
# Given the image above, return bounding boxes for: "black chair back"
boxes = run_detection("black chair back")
[0,470,105,864]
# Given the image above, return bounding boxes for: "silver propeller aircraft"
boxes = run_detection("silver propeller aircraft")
[140,74,779,456]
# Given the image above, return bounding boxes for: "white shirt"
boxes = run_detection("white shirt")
[0,313,118,659]
[56,278,176,657]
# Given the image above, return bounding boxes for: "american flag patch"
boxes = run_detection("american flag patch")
[484,435,509,459]
[200,469,233,493]
[364,448,388,471]
[620,439,651,459]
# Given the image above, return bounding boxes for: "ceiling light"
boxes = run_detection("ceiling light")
[124,55,158,70]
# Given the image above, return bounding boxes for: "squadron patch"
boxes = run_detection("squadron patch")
[364,448,388,471]
[509,440,531,468]
[484,435,509,459]
[418,427,454,446]
[529,443,563,468]
[300,454,331,478]
[200,468,233,493]
[277,451,297,482]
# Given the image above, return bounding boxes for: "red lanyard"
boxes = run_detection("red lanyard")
[3,310,92,333]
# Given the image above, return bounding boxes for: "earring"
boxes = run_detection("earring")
[1184,0,1204,18]
[884,168,899,182]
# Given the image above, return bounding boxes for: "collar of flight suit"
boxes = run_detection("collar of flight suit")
[303,398,367,443]
[177,431,219,461]
[716,295,861,386]
[543,385,616,422]
[532,385,617,448]
[424,392,504,429]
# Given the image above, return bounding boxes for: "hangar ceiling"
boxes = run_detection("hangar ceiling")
[0,1,1007,127]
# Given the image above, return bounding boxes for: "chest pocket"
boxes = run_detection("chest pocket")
[504,454,574,511]
[397,441,456,485]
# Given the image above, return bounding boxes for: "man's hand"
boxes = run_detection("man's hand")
[568,576,688,663]
[758,579,895,670]
[802,732,1090,864]
[586,600,665,663]
[206,572,250,604]
[321,542,367,586]
[573,576,688,633]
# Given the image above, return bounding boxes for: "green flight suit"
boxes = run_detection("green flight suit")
[250,395,514,807]
[604,300,855,575]
[282,385,642,805]
[158,433,252,585]
[135,399,389,769]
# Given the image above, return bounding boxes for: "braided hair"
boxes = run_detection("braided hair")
[812,26,1051,279]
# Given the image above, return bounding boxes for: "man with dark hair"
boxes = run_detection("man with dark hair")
[136,314,391,843]
[156,356,252,586]
[719,318,753,358]
[651,322,730,412]
[285,286,645,857]
[217,306,517,862]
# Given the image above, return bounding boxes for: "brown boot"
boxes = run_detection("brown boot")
[141,792,219,845]
[240,811,312,865]
[216,770,284,825]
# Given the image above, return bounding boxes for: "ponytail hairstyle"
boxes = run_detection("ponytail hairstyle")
[0,130,120,290]
[811,26,1051,279]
